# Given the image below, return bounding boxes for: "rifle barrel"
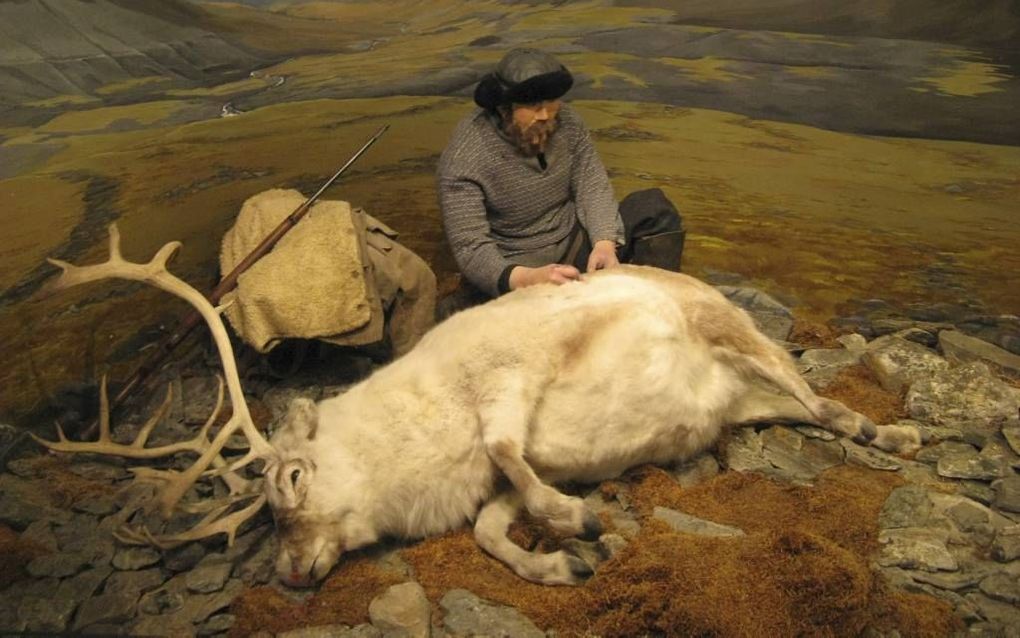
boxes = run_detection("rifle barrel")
[90,124,390,438]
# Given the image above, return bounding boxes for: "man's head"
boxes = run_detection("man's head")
[474,48,573,155]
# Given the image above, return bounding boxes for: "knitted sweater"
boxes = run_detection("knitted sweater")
[437,104,624,297]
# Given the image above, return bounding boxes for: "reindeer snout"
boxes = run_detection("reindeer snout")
[281,570,314,588]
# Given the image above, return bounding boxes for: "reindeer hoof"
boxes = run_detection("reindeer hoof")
[852,419,878,444]
[580,510,603,541]
[566,555,594,582]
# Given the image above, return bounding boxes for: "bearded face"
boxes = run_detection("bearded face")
[502,99,562,157]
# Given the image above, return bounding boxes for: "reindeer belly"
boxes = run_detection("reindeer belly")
[525,342,742,484]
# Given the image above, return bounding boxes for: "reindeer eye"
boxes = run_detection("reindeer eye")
[290,468,301,486]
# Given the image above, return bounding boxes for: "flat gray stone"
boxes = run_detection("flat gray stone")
[57,565,113,606]
[721,427,772,474]
[368,582,430,638]
[20,519,58,552]
[794,425,836,441]
[915,440,976,464]
[138,585,186,616]
[671,453,720,489]
[715,286,794,342]
[761,426,844,481]
[1003,424,1020,456]
[72,591,139,631]
[186,559,232,594]
[841,439,902,471]
[440,589,544,638]
[653,507,745,537]
[798,347,862,389]
[992,475,1020,513]
[198,613,236,636]
[177,577,244,624]
[936,453,1008,481]
[72,495,119,516]
[878,528,958,572]
[906,362,1020,427]
[946,499,991,530]
[958,481,997,506]
[979,573,1020,605]
[105,568,166,595]
[908,569,987,591]
[163,542,206,572]
[113,546,162,570]
[991,525,1020,562]
[18,594,77,633]
[879,485,933,530]
[939,330,1020,376]
[26,551,91,578]
[863,335,948,394]
[964,593,1020,627]
[131,613,198,637]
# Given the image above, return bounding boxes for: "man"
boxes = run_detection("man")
[436,47,685,315]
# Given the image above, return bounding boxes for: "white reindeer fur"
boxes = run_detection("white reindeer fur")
[264,265,921,586]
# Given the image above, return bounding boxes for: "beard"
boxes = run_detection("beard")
[503,115,559,157]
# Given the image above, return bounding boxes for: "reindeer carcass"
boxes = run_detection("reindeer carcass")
[36,225,923,587]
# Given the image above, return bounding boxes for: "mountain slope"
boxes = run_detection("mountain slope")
[0,0,263,108]
[619,0,1019,49]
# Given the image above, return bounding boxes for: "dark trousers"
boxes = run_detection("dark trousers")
[568,187,685,271]
[437,188,685,320]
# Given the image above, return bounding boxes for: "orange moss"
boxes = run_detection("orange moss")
[228,553,405,636]
[789,317,843,349]
[817,364,908,425]
[20,455,118,508]
[0,525,47,590]
[401,465,959,637]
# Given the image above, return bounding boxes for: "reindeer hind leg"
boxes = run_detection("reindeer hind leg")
[717,327,930,454]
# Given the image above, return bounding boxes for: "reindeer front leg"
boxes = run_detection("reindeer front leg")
[477,372,602,540]
[473,493,594,585]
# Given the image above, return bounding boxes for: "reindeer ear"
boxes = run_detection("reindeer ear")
[282,397,319,441]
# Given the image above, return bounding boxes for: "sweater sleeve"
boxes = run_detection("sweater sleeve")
[438,174,514,297]
[570,124,625,245]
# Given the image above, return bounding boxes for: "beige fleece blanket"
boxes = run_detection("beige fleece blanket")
[220,189,371,352]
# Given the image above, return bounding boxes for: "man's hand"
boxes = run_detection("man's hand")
[586,240,619,273]
[509,264,581,290]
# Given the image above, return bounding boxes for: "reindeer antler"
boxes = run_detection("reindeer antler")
[35,224,277,547]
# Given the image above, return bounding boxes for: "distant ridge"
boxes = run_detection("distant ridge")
[618,0,1020,50]
[0,0,265,110]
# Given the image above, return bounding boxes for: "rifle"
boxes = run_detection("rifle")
[82,124,390,439]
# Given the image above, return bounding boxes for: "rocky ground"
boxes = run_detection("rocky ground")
[1,285,1019,637]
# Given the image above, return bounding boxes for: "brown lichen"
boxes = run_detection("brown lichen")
[20,454,117,508]
[401,465,959,637]
[0,524,47,590]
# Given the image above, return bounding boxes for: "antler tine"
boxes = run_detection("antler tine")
[133,383,175,449]
[115,493,267,549]
[98,375,111,442]
[40,223,276,520]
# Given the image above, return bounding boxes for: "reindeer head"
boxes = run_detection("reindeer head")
[34,224,377,587]
[262,397,375,587]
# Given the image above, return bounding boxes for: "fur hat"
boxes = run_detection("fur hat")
[474,48,573,111]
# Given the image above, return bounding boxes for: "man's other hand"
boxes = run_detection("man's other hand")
[586,240,619,273]
[509,264,581,290]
